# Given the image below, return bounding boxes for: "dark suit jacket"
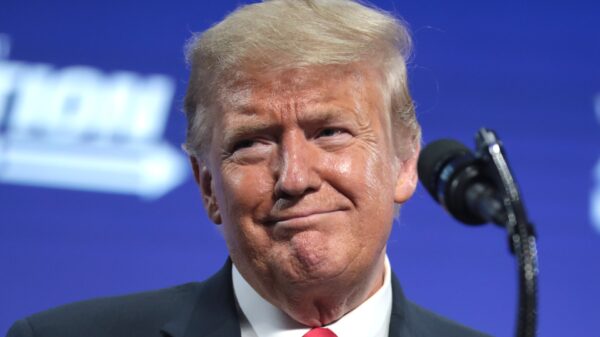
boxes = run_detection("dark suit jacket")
[6,260,491,337]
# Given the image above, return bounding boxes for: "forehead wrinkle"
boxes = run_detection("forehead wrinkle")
[220,64,378,139]
[296,79,371,122]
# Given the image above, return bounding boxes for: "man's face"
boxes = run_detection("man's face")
[194,64,417,311]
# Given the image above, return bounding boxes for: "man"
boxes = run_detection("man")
[7,1,490,336]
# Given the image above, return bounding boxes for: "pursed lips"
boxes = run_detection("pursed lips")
[265,208,345,227]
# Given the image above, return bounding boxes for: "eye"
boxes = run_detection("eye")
[313,127,353,149]
[228,138,273,160]
[316,128,346,138]
[231,139,257,152]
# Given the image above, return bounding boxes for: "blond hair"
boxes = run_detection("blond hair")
[183,0,420,158]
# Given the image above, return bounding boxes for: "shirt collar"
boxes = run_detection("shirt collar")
[232,256,393,337]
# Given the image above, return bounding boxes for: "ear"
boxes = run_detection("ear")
[394,142,420,204]
[190,156,222,224]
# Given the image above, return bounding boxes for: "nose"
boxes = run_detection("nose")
[274,132,321,199]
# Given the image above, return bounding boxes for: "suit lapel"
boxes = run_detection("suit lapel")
[388,272,410,337]
[161,259,241,337]
[161,262,415,337]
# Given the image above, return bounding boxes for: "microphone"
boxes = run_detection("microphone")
[417,139,507,226]
[418,130,539,337]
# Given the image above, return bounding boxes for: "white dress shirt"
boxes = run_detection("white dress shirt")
[232,256,393,337]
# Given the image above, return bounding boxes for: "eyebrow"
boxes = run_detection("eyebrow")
[222,115,275,144]
[221,108,356,143]
[298,108,365,130]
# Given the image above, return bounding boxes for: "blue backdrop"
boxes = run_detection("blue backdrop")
[1,1,599,336]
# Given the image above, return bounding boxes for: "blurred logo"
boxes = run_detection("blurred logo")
[592,93,600,233]
[0,34,186,199]
[0,34,10,59]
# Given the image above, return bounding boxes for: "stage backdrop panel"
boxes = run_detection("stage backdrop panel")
[1,1,599,336]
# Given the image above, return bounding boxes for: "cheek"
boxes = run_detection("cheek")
[327,146,395,205]
[365,151,395,196]
[217,165,274,224]
[326,145,397,249]
[215,165,276,263]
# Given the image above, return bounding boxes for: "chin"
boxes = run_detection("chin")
[275,233,352,285]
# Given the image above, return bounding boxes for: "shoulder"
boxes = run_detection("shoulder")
[6,283,202,337]
[389,272,492,337]
[403,300,492,337]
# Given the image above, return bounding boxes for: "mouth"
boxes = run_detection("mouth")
[266,209,345,229]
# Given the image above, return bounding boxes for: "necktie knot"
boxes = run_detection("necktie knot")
[303,327,338,337]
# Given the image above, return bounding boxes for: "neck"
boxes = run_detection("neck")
[257,254,387,326]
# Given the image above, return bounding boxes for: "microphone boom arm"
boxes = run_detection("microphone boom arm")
[475,128,539,337]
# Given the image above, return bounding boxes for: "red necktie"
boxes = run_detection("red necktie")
[303,327,338,337]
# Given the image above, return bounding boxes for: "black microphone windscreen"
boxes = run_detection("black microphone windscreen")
[417,139,472,200]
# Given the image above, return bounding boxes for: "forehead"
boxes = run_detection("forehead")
[217,64,385,124]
